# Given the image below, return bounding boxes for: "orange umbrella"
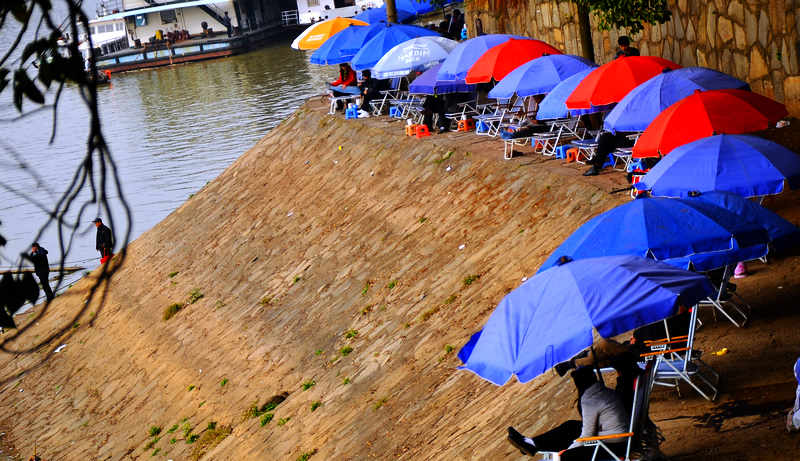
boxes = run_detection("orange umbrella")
[566,56,680,109]
[465,38,562,84]
[632,89,788,158]
[291,17,369,50]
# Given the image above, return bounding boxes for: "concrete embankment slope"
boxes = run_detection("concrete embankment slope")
[1,101,799,460]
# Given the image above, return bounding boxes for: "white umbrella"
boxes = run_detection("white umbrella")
[371,36,459,78]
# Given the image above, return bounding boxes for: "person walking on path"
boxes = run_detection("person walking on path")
[93,218,114,262]
[30,242,54,301]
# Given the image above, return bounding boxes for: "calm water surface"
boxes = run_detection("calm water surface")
[1,39,332,280]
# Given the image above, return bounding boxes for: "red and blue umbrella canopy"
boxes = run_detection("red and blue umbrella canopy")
[464,38,562,84]
[632,89,789,158]
[635,134,800,198]
[604,67,750,133]
[566,55,681,110]
[436,34,525,81]
[488,54,595,99]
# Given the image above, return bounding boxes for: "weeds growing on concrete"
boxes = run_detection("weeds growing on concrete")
[373,397,388,410]
[462,274,480,287]
[187,385,195,392]
[220,378,228,387]
[260,413,274,426]
[387,280,398,289]
[314,349,323,356]
[342,377,351,385]
[168,271,179,278]
[188,289,204,304]
[277,417,290,426]
[297,449,318,461]
[344,329,358,339]
[310,401,322,412]
[302,380,316,390]
[149,426,162,437]
[340,346,353,356]
[163,302,183,321]
[190,423,232,460]
[167,424,178,433]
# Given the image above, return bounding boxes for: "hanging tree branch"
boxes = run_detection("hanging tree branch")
[0,0,132,381]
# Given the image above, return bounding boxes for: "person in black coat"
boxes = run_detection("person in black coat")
[30,242,53,300]
[93,218,114,259]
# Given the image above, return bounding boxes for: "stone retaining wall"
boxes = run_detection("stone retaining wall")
[464,0,800,116]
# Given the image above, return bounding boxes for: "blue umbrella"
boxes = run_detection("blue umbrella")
[636,134,800,198]
[488,54,595,99]
[536,67,611,120]
[458,255,713,385]
[604,67,749,133]
[659,191,800,270]
[310,24,368,65]
[396,0,444,15]
[536,196,770,273]
[408,63,475,95]
[436,34,524,81]
[340,22,391,54]
[353,6,415,24]
[350,24,440,71]
[372,36,459,78]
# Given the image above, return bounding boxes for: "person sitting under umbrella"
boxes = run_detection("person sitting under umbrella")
[508,366,628,460]
[330,63,357,112]
[357,70,383,118]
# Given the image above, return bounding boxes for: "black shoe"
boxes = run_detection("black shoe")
[555,359,574,377]
[583,166,599,176]
[507,427,537,456]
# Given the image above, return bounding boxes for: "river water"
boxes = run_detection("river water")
[0,37,332,285]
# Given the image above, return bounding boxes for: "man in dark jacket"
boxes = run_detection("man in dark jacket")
[30,242,53,300]
[93,218,114,260]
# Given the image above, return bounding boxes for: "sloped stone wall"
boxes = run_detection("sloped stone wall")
[464,0,800,116]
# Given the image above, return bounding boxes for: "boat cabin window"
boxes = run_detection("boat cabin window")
[160,9,177,24]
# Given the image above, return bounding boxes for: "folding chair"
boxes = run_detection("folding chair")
[328,95,357,115]
[699,264,750,327]
[539,360,658,461]
[534,117,582,156]
[370,77,406,116]
[642,306,720,401]
[573,130,601,164]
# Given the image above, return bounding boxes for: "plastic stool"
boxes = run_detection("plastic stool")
[554,144,572,159]
[406,124,419,136]
[476,120,490,133]
[416,125,431,138]
[565,147,578,163]
[345,106,358,119]
[389,106,400,118]
[457,119,475,132]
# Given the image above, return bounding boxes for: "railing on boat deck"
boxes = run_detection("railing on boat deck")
[281,10,299,26]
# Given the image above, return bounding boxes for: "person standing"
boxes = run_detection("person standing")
[223,11,233,37]
[30,243,54,301]
[93,218,114,262]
